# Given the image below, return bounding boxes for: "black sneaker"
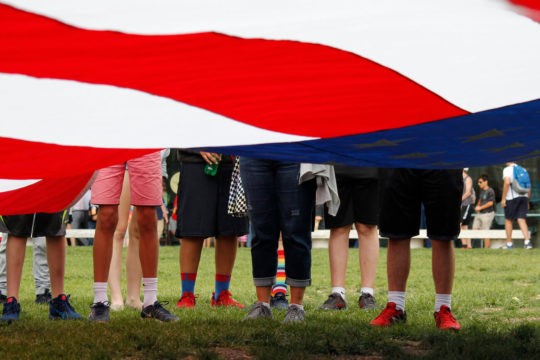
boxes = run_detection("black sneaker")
[49,294,83,320]
[35,289,52,305]
[141,301,179,322]
[88,301,111,322]
[358,293,376,310]
[270,292,289,310]
[1,297,21,323]
[319,293,347,310]
[0,291,7,304]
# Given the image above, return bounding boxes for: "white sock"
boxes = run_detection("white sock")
[331,287,346,300]
[361,287,374,296]
[435,293,452,312]
[388,291,406,311]
[507,242,513,247]
[93,282,108,304]
[524,240,531,245]
[142,277,158,308]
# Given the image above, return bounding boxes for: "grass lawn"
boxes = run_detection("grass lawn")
[0,245,538,359]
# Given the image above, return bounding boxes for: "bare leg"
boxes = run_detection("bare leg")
[6,236,27,299]
[290,286,305,305]
[215,236,238,276]
[108,172,131,309]
[516,218,530,241]
[387,239,411,292]
[93,205,119,282]
[328,226,349,288]
[180,237,204,274]
[45,236,66,298]
[461,224,471,248]
[431,239,454,294]
[356,223,379,289]
[504,219,514,245]
[125,211,142,309]
[136,206,159,278]
[256,286,272,303]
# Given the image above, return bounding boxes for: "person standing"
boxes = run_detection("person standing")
[241,158,316,323]
[472,174,496,249]
[175,150,246,309]
[88,151,178,322]
[460,168,474,249]
[370,169,462,330]
[319,166,380,311]
[501,162,532,249]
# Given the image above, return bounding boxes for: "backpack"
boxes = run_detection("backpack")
[512,164,531,195]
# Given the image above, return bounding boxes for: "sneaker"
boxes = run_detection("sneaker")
[524,242,533,250]
[358,293,376,310]
[211,290,245,309]
[176,292,197,308]
[49,294,83,320]
[270,292,289,310]
[502,244,514,250]
[319,292,347,310]
[370,302,407,327]
[283,304,305,324]
[243,302,273,320]
[88,301,110,322]
[141,301,179,322]
[1,297,21,323]
[0,291,6,304]
[35,289,52,305]
[434,305,461,331]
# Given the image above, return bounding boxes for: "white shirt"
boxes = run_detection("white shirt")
[503,164,527,200]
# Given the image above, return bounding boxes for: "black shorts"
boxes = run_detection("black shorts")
[504,197,528,220]
[176,162,248,238]
[324,176,380,228]
[379,169,462,240]
[460,204,473,225]
[0,212,68,238]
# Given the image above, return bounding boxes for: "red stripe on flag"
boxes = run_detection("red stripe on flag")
[0,4,467,138]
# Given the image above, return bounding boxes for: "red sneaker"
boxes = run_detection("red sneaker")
[211,290,245,309]
[370,302,407,327]
[434,305,461,330]
[176,292,197,308]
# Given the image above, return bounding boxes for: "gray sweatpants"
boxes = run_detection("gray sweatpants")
[0,233,51,295]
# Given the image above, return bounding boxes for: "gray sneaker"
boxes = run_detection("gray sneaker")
[358,293,376,310]
[243,302,273,320]
[319,293,347,310]
[88,302,110,322]
[283,304,305,324]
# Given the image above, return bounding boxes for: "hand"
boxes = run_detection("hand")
[200,152,221,165]
[475,206,481,212]
[501,200,506,208]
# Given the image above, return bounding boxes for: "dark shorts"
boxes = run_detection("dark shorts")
[0,212,68,238]
[460,204,473,225]
[379,169,462,240]
[324,176,380,228]
[504,197,528,220]
[176,162,248,238]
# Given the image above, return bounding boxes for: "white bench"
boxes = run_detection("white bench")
[311,229,528,249]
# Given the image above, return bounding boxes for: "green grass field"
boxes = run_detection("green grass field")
[0,246,538,359]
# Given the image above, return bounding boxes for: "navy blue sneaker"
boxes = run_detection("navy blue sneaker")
[49,294,83,320]
[1,297,21,323]
[35,289,52,305]
[270,292,289,310]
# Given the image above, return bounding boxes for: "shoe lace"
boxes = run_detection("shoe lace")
[324,293,339,304]
[151,301,171,315]
[286,306,303,320]
[377,305,399,321]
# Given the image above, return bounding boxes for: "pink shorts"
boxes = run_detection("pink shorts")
[91,151,162,206]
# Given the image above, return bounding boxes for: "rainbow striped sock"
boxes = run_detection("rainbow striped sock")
[272,249,287,296]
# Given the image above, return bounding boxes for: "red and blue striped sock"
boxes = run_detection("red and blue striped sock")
[214,274,231,300]
[181,272,197,295]
[272,249,287,296]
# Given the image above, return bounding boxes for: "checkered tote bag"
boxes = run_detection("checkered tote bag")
[227,156,248,217]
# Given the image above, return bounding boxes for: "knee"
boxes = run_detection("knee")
[136,207,157,233]
[97,208,118,233]
[356,223,377,238]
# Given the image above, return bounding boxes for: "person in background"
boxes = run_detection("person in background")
[472,174,496,249]
[501,162,532,249]
[460,168,474,249]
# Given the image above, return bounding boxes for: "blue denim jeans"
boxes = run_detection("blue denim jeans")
[240,158,316,287]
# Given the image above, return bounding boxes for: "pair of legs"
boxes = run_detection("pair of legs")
[5,235,65,300]
[328,223,378,292]
[108,171,142,310]
[505,218,530,245]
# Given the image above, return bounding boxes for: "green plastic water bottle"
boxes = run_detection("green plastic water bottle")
[204,162,219,176]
